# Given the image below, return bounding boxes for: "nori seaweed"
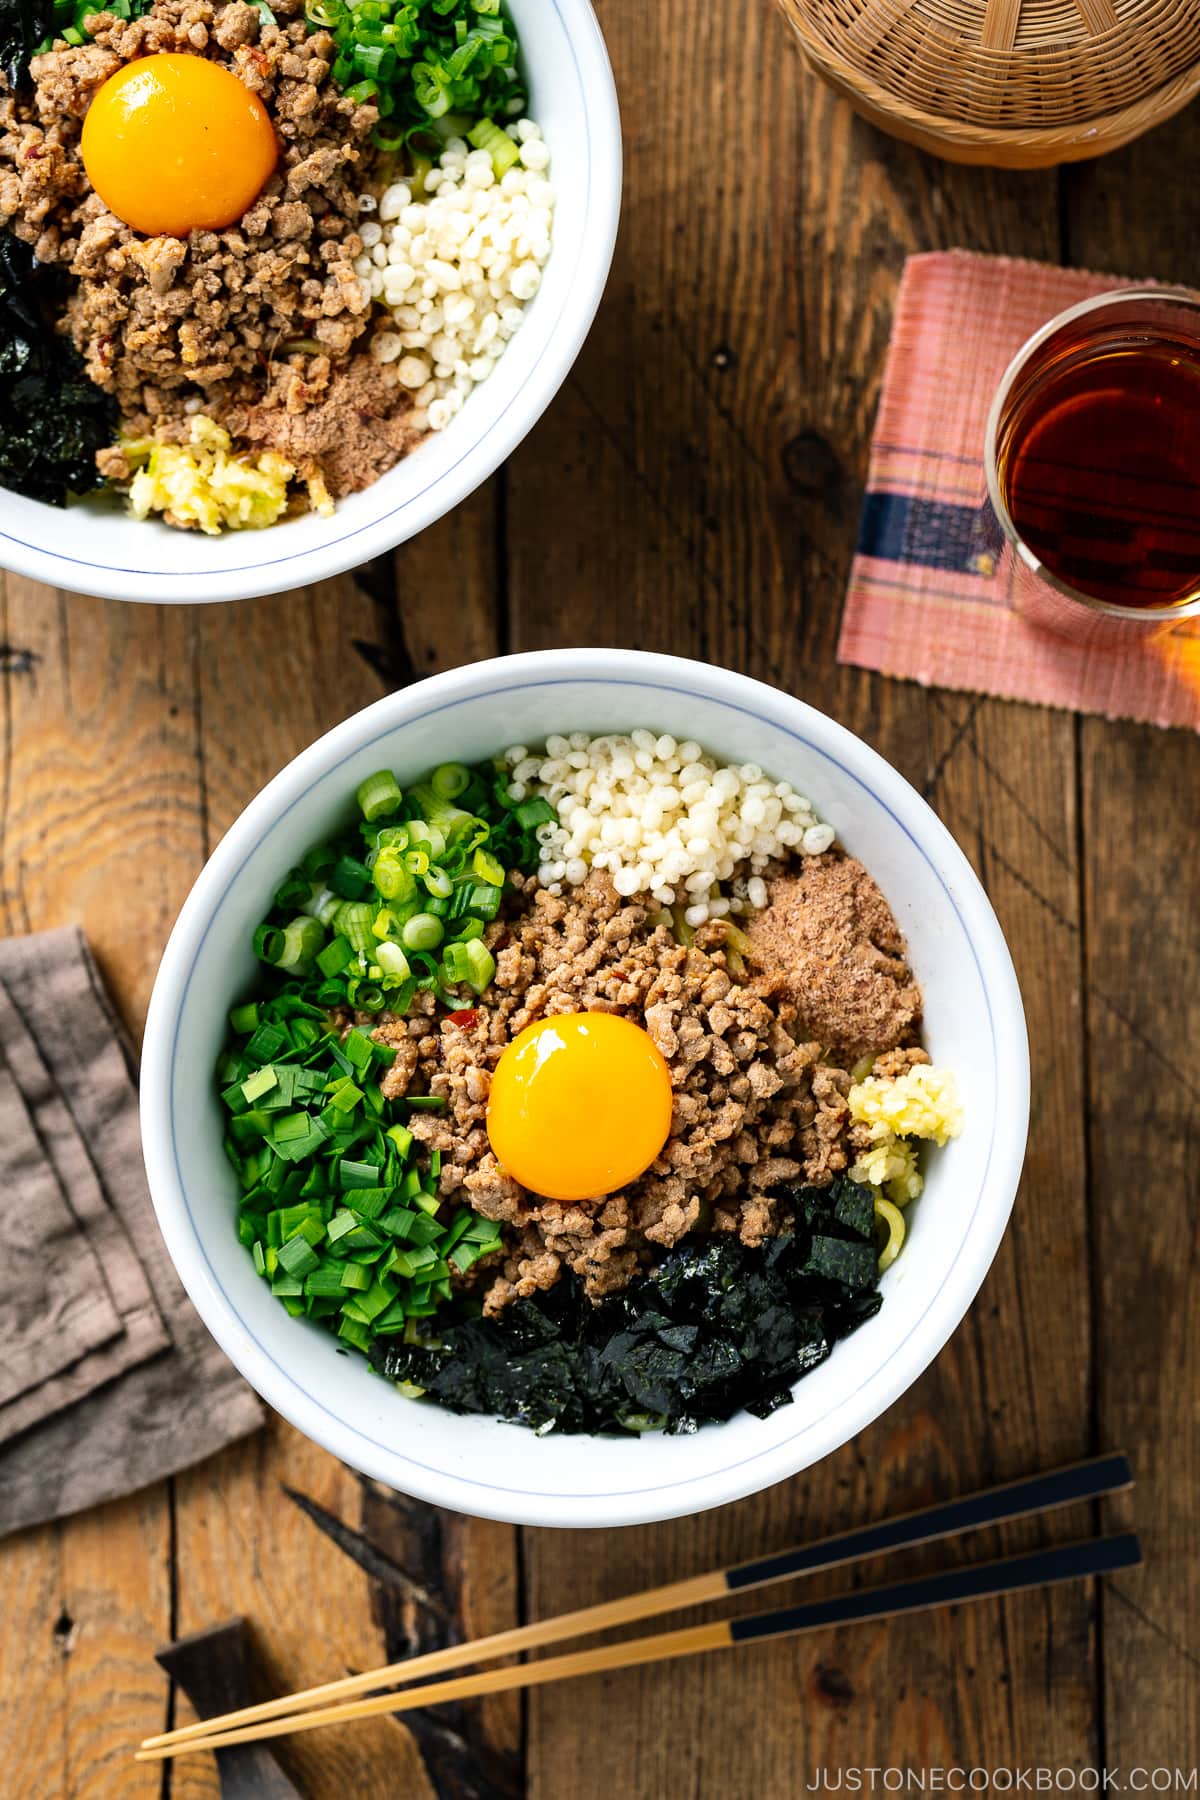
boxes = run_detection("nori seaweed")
[0,233,116,505]
[369,1176,884,1435]
[0,0,51,90]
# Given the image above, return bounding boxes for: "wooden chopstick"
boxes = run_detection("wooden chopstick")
[140,1451,1130,1757]
[136,1532,1142,1763]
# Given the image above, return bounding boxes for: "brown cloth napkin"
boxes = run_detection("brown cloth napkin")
[0,927,264,1538]
[0,982,170,1446]
[0,1060,124,1406]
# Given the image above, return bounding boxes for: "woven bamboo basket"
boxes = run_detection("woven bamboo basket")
[775,0,1200,166]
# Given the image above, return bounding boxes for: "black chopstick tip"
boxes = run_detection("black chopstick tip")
[725,1451,1137,1593]
[1096,1530,1142,1572]
[729,1533,1143,1647]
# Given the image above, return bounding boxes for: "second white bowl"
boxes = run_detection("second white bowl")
[0,0,622,603]
[141,650,1029,1527]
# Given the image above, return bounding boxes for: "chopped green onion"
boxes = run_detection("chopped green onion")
[401,912,444,952]
[406,818,446,858]
[274,868,313,911]
[223,747,551,1363]
[467,113,519,176]
[335,901,377,954]
[342,1027,377,1071]
[472,846,505,886]
[464,881,502,920]
[316,934,357,978]
[278,1234,321,1278]
[431,761,470,799]
[387,1122,414,1159]
[377,941,412,983]
[338,1315,372,1350]
[373,852,417,904]
[302,843,338,880]
[356,769,404,821]
[327,1080,364,1113]
[463,938,496,994]
[332,854,374,900]
[339,1157,379,1189]
[513,796,556,830]
[254,915,325,973]
[354,42,396,79]
[441,941,468,985]
[241,1067,278,1104]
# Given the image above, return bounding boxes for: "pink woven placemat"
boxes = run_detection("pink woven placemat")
[837,250,1200,732]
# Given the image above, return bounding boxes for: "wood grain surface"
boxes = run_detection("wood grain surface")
[0,1,1197,1793]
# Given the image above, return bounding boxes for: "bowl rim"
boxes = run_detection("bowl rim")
[141,649,1030,1526]
[0,0,622,604]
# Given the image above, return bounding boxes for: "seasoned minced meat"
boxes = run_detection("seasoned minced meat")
[744,853,922,1061]
[0,0,419,493]
[369,870,877,1315]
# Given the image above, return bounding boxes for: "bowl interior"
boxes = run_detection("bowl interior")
[0,0,620,602]
[145,657,1026,1526]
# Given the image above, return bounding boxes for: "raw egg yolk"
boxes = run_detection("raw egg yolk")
[486,1013,673,1202]
[81,55,277,237]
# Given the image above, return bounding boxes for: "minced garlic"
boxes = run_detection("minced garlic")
[118,415,334,535]
[848,1064,964,1148]
[851,1136,924,1207]
[847,1064,963,1210]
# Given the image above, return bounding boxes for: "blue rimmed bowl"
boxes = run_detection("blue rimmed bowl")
[0,0,621,603]
[141,649,1029,1527]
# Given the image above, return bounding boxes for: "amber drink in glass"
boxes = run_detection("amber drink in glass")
[984,288,1200,639]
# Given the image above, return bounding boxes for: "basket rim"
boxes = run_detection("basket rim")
[783,3,1200,148]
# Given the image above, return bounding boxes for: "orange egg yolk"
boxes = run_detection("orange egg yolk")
[80,54,278,238]
[486,1013,673,1203]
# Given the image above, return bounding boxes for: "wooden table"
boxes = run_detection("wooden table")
[2,4,1198,1794]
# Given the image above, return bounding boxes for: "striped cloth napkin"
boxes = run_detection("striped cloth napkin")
[837,250,1200,732]
[0,927,263,1539]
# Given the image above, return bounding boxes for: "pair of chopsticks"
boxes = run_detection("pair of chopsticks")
[137,1451,1136,1764]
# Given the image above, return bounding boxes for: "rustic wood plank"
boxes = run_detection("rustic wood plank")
[0,1489,175,1800]
[391,481,505,675]
[1063,115,1200,1776]
[170,1422,440,1800]
[0,578,206,1040]
[0,574,197,1797]
[510,5,1096,1792]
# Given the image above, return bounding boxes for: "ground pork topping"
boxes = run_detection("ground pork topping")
[0,0,419,495]
[744,852,922,1061]
[367,869,899,1316]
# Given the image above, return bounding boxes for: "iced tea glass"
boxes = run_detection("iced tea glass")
[984,288,1200,642]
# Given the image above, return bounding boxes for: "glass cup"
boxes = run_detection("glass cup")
[983,288,1200,646]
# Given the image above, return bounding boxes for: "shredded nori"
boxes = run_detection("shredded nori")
[369,1177,883,1435]
[0,233,116,505]
[0,0,51,89]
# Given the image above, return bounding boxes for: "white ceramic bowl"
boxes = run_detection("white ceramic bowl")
[141,650,1029,1528]
[0,1,620,604]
